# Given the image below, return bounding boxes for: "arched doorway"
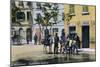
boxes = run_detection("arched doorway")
[19,28,24,44]
[26,28,32,44]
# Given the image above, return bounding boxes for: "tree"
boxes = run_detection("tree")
[62,13,73,24]
[35,13,43,44]
[35,3,59,27]
[34,3,59,43]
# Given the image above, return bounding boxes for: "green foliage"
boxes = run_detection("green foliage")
[62,13,73,24]
[35,3,59,27]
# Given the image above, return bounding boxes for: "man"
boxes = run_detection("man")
[60,32,66,53]
[49,35,53,53]
[72,33,80,54]
[54,33,59,54]
[75,33,80,49]
[34,34,38,45]
[44,35,50,53]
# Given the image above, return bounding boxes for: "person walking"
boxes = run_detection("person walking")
[34,34,38,45]
[54,33,59,54]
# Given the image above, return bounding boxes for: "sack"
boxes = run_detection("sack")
[73,40,76,45]
[69,39,73,47]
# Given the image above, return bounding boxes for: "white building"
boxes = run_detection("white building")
[11,1,65,45]
[32,2,64,44]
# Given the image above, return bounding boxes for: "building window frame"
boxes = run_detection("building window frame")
[36,2,41,9]
[16,11,25,22]
[18,1,24,7]
[27,2,32,8]
[69,26,76,34]
[27,11,31,21]
[82,5,89,15]
[53,28,58,36]
[69,4,75,16]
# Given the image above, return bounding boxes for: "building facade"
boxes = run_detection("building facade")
[32,2,65,44]
[64,4,96,48]
[11,1,33,44]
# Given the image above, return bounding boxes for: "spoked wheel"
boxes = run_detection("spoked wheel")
[71,45,79,55]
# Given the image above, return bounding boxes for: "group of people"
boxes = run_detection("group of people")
[41,32,80,54]
[33,28,80,54]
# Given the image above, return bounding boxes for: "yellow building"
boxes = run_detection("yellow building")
[64,4,96,49]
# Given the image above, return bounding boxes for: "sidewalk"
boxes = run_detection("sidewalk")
[78,48,95,54]
[11,44,44,61]
[11,44,96,62]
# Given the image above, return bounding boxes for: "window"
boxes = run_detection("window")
[82,5,89,15]
[53,28,58,36]
[27,2,32,7]
[36,13,42,23]
[16,12,25,22]
[69,26,76,33]
[27,12,31,21]
[69,4,75,15]
[36,3,41,9]
[83,6,88,12]
[18,1,23,6]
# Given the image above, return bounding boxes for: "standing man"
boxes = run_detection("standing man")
[60,29,66,53]
[75,33,80,49]
[26,35,30,44]
[54,33,59,54]
[34,33,38,45]
[49,35,53,53]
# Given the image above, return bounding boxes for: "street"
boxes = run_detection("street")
[11,44,96,66]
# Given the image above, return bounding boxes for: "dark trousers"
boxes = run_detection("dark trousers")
[34,40,37,45]
[27,40,29,44]
[54,43,58,54]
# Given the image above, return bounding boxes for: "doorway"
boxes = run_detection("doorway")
[69,26,76,33]
[82,25,90,48]
[26,28,32,43]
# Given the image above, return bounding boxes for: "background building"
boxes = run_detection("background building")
[64,4,96,48]
[32,2,64,44]
[11,1,33,44]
